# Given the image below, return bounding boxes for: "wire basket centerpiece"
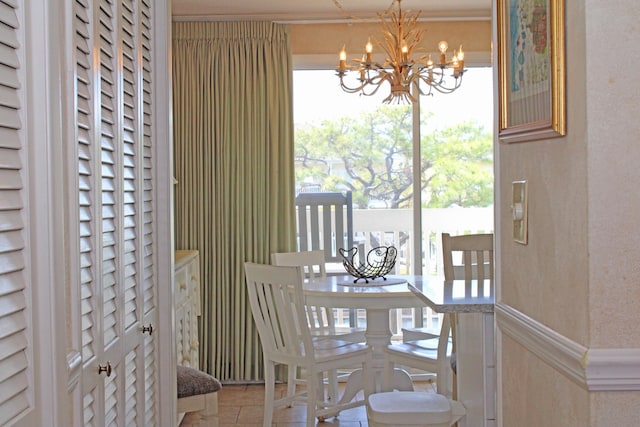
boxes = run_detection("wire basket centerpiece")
[339,246,397,283]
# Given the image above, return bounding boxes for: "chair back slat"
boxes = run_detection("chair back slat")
[442,233,494,281]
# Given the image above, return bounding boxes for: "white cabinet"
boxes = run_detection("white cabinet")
[175,251,201,369]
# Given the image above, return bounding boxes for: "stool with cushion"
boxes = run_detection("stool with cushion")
[177,365,222,427]
[367,391,465,427]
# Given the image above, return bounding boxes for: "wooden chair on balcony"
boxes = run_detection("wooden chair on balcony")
[295,191,364,326]
[295,191,356,265]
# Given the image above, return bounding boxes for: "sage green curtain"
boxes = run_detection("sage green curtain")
[172,21,296,381]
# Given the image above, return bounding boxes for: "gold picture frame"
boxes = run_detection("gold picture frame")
[498,0,566,143]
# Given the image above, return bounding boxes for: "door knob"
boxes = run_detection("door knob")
[142,324,154,335]
[98,361,112,377]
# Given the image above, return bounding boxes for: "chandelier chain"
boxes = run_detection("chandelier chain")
[331,0,397,22]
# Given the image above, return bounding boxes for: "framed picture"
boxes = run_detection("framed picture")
[498,0,566,143]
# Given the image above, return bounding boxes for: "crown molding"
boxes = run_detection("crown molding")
[171,10,491,24]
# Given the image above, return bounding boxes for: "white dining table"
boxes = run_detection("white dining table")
[303,274,495,427]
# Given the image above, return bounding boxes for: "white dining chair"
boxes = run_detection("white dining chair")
[271,250,366,342]
[388,233,494,397]
[402,233,494,342]
[367,391,466,427]
[244,262,374,427]
[383,311,453,396]
[272,250,366,403]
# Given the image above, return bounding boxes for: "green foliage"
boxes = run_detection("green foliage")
[294,105,493,209]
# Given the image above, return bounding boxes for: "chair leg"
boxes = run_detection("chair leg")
[327,368,339,403]
[339,368,363,403]
[263,361,276,427]
[287,364,297,406]
[199,392,219,427]
[180,412,200,425]
[382,358,394,392]
[363,359,375,399]
[305,372,321,427]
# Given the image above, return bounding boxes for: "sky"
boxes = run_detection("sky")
[293,67,494,132]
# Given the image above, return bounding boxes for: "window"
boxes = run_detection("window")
[294,68,494,334]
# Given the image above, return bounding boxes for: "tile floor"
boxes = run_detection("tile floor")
[212,380,436,426]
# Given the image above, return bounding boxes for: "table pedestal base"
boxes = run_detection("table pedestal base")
[338,368,414,404]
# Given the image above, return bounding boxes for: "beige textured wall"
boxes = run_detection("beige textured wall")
[290,20,491,65]
[584,0,640,348]
[499,0,640,425]
[502,336,589,426]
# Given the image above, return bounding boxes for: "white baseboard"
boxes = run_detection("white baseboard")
[496,303,640,391]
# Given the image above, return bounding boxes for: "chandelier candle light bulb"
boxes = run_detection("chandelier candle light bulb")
[365,38,373,63]
[339,45,347,72]
[335,0,465,103]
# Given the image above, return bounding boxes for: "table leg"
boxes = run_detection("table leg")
[455,312,496,427]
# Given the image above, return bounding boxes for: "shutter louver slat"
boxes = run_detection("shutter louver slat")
[0,127,20,149]
[0,104,21,129]
[0,350,28,383]
[0,306,26,346]
[0,332,27,369]
[0,2,18,29]
[0,63,20,90]
[0,236,23,268]
[0,210,24,234]
[0,373,29,425]
[0,84,19,108]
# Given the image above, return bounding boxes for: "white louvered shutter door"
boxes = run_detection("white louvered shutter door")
[0,1,34,425]
[73,0,158,424]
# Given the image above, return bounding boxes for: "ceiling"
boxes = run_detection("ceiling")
[171,0,492,22]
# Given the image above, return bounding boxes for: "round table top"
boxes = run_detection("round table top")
[303,274,421,309]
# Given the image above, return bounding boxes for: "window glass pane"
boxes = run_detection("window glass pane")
[418,67,494,276]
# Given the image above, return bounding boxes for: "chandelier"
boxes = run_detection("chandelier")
[335,0,465,104]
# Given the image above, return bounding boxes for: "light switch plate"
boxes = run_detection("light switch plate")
[512,180,528,244]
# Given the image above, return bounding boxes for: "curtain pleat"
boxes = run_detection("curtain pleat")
[172,21,296,381]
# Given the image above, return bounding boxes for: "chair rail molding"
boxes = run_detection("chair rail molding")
[496,303,640,391]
